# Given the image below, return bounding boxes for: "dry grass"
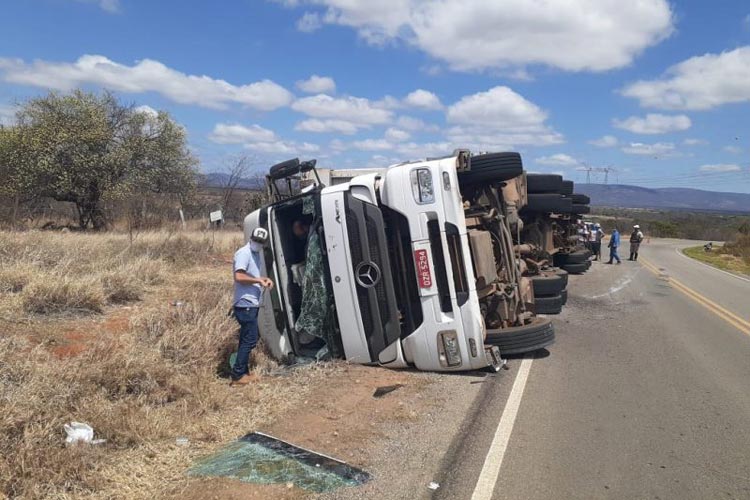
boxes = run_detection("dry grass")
[684,243,750,276]
[0,229,333,499]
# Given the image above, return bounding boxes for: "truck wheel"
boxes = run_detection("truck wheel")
[485,317,555,355]
[527,174,563,193]
[572,203,590,214]
[458,152,523,185]
[525,193,568,213]
[560,249,590,264]
[560,180,574,195]
[571,193,590,204]
[534,294,563,314]
[531,273,566,296]
[554,268,569,287]
[555,197,574,213]
[562,262,588,274]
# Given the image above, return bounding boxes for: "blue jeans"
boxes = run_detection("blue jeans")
[232,307,259,380]
[609,245,621,263]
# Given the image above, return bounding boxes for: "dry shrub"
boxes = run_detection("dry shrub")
[21,276,105,315]
[0,229,322,499]
[101,269,144,304]
[0,266,32,293]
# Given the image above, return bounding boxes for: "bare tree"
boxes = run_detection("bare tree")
[221,155,259,221]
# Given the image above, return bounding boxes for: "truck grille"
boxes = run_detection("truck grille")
[344,194,400,361]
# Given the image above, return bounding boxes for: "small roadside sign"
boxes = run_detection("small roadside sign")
[209,210,223,223]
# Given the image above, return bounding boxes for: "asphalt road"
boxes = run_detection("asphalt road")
[435,238,750,500]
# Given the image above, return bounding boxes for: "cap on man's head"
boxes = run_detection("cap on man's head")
[634,224,640,229]
[250,227,269,245]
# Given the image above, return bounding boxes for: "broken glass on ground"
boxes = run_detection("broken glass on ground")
[188,432,371,493]
[373,384,404,398]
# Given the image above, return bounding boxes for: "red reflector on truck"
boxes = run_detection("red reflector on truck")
[414,249,433,288]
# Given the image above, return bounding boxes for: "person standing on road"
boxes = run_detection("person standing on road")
[230,227,274,386]
[629,225,644,261]
[591,223,604,261]
[606,227,621,264]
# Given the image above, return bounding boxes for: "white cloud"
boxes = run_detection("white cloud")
[296,74,336,93]
[208,122,319,156]
[394,141,453,159]
[535,154,580,166]
[621,142,676,156]
[352,138,393,151]
[282,0,673,73]
[384,128,410,142]
[209,123,278,144]
[683,138,708,146]
[76,0,120,13]
[446,86,563,148]
[291,94,393,125]
[395,116,424,131]
[294,118,359,135]
[134,105,158,117]
[699,164,741,172]
[621,47,750,110]
[403,89,442,110]
[723,145,743,154]
[0,55,293,110]
[297,12,323,32]
[589,135,618,147]
[612,113,691,134]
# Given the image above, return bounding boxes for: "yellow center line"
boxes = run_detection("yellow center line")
[641,258,750,328]
[640,258,750,337]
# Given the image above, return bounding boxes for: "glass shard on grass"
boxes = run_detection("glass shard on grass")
[188,432,370,493]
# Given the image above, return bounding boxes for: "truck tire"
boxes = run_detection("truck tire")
[571,193,590,204]
[561,289,568,305]
[572,203,590,214]
[534,294,563,315]
[562,262,588,274]
[526,193,567,213]
[531,273,566,296]
[554,268,569,287]
[458,152,523,185]
[485,317,555,355]
[560,180,574,195]
[555,197,574,214]
[556,249,590,265]
[527,174,563,193]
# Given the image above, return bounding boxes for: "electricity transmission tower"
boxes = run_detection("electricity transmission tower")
[597,166,617,184]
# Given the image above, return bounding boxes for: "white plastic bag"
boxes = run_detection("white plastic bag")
[64,422,106,445]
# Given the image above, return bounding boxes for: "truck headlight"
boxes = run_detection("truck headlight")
[439,331,462,367]
[410,168,435,204]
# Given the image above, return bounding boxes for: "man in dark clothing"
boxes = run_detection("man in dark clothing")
[629,225,644,261]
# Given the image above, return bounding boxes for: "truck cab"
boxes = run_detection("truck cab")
[244,151,554,373]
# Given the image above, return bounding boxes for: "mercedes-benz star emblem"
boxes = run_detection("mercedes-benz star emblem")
[355,261,381,288]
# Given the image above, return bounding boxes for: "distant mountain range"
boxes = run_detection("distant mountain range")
[575,184,750,213]
[198,172,264,190]
[198,173,749,213]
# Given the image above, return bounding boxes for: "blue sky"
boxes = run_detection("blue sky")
[1,0,750,193]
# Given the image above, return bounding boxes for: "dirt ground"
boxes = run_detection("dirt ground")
[1,230,444,499]
[175,365,434,499]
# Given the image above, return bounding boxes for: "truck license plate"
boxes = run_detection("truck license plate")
[414,249,433,288]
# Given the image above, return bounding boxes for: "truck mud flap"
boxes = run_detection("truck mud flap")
[485,317,555,355]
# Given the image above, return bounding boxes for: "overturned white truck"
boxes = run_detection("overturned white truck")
[243,151,554,372]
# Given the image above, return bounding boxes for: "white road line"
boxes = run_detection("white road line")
[675,246,750,284]
[471,357,533,500]
[588,267,642,299]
